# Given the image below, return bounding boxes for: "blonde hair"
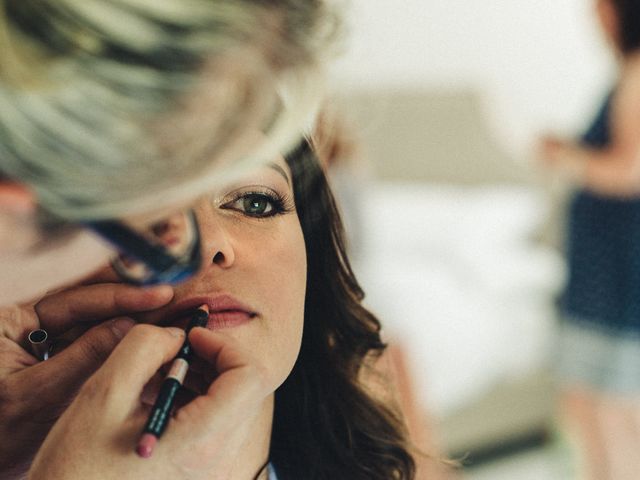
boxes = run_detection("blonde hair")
[0,0,341,220]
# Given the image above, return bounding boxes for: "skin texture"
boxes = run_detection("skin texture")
[26,157,306,479]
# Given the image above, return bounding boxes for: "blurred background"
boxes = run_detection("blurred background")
[322,0,616,478]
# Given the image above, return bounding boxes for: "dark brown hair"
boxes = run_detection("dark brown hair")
[270,140,415,479]
[611,0,640,53]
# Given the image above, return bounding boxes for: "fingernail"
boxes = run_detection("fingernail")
[166,327,185,338]
[111,318,135,339]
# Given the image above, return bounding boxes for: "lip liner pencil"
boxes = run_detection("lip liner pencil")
[136,304,209,458]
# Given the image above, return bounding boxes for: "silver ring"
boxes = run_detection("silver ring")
[28,329,52,361]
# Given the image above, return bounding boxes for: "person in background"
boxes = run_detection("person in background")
[0,1,338,478]
[539,1,640,478]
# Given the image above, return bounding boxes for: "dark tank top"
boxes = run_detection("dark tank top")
[562,90,640,332]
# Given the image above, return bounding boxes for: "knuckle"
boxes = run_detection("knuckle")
[79,368,120,406]
[127,323,159,342]
[78,374,110,405]
[77,334,111,365]
[125,324,174,354]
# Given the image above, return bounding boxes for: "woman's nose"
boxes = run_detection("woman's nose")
[195,206,235,269]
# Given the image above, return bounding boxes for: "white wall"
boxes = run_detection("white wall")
[329,0,616,157]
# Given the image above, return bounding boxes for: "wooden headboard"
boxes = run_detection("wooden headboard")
[331,89,532,185]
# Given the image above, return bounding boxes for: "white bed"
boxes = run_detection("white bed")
[330,89,568,453]
[334,180,566,453]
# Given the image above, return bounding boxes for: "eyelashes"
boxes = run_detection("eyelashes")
[219,187,295,218]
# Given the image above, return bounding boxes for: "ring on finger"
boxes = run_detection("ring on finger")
[28,329,53,361]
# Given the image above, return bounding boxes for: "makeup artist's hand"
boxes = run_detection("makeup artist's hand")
[0,283,174,479]
[28,325,271,480]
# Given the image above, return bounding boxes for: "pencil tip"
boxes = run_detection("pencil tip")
[136,434,157,458]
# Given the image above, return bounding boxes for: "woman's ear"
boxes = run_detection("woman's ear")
[0,181,36,214]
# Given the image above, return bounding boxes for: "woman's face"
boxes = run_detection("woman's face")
[138,155,307,391]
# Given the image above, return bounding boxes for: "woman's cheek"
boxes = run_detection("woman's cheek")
[264,234,306,385]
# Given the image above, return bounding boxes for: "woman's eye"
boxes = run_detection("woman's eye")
[221,193,282,217]
[242,194,272,215]
[220,190,290,218]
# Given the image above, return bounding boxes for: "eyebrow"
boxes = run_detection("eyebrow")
[268,162,291,186]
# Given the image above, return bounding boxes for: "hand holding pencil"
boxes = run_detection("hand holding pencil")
[28,322,271,480]
[136,305,209,458]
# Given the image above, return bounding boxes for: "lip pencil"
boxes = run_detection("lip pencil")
[136,304,209,458]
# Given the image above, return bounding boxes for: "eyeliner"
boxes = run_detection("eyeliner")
[136,304,209,458]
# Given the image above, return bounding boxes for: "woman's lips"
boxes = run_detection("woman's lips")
[167,295,258,330]
[207,310,256,329]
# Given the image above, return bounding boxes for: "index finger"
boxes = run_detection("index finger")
[35,283,174,335]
